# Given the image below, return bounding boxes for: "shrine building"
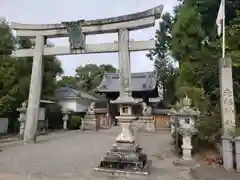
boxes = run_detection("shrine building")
[95,72,170,130]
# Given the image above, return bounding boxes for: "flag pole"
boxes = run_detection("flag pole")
[222,0,226,58]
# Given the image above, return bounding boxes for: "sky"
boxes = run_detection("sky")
[0,0,178,76]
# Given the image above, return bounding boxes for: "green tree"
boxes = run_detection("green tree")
[169,0,240,145]
[170,3,211,112]
[75,64,116,92]
[183,0,240,37]
[57,76,78,89]
[147,13,177,106]
[42,52,63,101]
[0,20,18,114]
[0,20,63,116]
[226,10,240,65]
[15,38,63,102]
[171,5,205,64]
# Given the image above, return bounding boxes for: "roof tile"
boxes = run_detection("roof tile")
[97,72,157,92]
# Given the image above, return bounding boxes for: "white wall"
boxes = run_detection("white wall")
[0,118,9,133]
[59,98,94,112]
[38,108,46,120]
[59,99,77,111]
[76,102,86,112]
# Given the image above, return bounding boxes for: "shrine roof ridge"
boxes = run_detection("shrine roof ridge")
[55,86,98,101]
[11,5,163,30]
[104,71,154,77]
[97,71,157,92]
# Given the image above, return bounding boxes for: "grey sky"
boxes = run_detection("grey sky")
[0,0,178,76]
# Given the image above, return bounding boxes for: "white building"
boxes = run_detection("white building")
[55,87,98,112]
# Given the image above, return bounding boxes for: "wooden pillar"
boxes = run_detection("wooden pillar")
[24,35,44,144]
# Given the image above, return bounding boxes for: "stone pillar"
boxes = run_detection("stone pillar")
[112,28,137,135]
[17,102,27,137]
[170,116,175,135]
[116,28,133,100]
[235,137,240,172]
[62,110,70,130]
[115,105,135,143]
[106,100,111,127]
[181,132,193,160]
[219,57,236,170]
[63,118,68,130]
[168,108,177,136]
[24,35,44,144]
[174,128,197,166]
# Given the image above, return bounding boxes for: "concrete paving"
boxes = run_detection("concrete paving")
[0,127,195,180]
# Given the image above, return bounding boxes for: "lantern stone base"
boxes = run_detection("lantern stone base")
[95,104,149,175]
[94,160,151,178]
[139,116,155,132]
[81,114,99,131]
[95,142,149,176]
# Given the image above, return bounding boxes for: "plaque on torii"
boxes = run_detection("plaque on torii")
[61,20,85,51]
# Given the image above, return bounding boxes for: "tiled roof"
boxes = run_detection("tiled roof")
[152,108,170,115]
[97,72,157,92]
[135,97,162,103]
[55,87,98,101]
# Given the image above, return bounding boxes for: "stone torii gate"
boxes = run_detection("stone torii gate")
[11,5,163,144]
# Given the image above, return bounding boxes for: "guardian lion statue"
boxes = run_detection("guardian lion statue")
[141,102,152,116]
[87,102,96,114]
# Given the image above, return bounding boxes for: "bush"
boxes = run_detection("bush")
[68,116,82,130]
[184,114,222,153]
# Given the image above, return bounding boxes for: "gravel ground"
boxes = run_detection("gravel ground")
[0,127,196,180]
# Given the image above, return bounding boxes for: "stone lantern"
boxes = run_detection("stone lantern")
[17,102,27,137]
[62,108,70,130]
[174,95,200,165]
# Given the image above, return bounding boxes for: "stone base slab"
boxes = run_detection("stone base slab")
[138,116,155,132]
[81,115,99,131]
